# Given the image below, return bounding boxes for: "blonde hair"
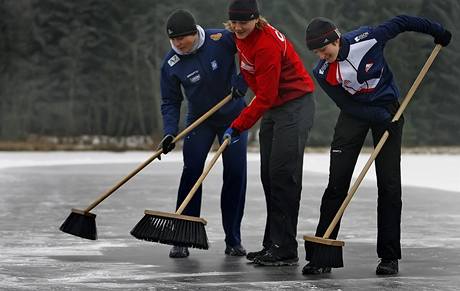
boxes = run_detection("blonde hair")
[224,16,269,32]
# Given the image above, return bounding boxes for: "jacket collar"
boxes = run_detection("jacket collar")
[336,36,350,61]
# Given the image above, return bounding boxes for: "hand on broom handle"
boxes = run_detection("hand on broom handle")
[175,138,230,214]
[84,94,233,213]
[322,44,442,240]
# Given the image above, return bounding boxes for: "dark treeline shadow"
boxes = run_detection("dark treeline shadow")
[0,0,458,147]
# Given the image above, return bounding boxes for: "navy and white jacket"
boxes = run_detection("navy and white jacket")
[313,15,446,123]
[160,29,247,136]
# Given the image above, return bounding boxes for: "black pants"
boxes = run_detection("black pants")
[306,110,404,260]
[259,94,315,257]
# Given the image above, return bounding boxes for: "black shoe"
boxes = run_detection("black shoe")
[169,246,189,258]
[225,244,247,256]
[253,246,298,266]
[246,247,269,262]
[376,259,398,275]
[302,262,332,275]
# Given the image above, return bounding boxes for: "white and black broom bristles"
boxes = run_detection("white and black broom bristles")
[130,213,209,249]
[59,209,97,240]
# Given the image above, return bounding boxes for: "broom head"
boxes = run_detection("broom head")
[130,210,208,249]
[304,235,344,268]
[59,208,97,240]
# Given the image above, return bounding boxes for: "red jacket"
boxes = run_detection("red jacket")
[231,24,315,132]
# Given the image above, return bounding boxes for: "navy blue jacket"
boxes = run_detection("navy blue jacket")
[313,15,445,123]
[160,29,247,136]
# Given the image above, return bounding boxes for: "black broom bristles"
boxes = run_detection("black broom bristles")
[304,240,315,261]
[130,212,208,249]
[59,209,97,240]
[306,242,343,268]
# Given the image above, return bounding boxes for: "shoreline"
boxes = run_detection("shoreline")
[1,141,460,155]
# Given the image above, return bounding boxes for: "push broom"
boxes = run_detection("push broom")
[303,44,443,268]
[59,94,232,240]
[130,137,231,249]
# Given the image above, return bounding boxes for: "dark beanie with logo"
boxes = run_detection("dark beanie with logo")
[305,17,340,50]
[228,0,259,21]
[166,9,197,38]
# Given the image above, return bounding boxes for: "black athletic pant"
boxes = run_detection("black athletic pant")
[306,110,404,260]
[259,94,315,257]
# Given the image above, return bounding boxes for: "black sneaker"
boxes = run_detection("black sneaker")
[225,244,247,256]
[253,246,298,266]
[302,262,332,275]
[169,246,189,258]
[246,247,269,262]
[376,259,398,275]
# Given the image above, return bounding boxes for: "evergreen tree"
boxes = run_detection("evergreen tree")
[0,0,458,146]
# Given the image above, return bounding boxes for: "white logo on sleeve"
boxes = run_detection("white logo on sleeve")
[168,55,180,67]
[354,32,369,42]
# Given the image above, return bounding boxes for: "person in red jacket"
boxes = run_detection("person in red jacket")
[223,0,315,266]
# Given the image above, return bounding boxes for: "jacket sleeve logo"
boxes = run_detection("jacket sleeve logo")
[354,32,369,42]
[168,55,180,67]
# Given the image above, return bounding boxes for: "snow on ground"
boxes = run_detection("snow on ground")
[0,150,458,193]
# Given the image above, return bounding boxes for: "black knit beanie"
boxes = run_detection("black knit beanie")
[305,17,340,50]
[166,9,197,38]
[228,0,259,21]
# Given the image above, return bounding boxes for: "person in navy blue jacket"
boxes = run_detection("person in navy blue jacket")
[158,9,248,258]
[303,15,451,275]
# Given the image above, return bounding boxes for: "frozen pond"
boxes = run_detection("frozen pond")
[0,151,459,290]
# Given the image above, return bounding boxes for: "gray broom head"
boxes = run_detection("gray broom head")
[130,210,208,249]
[304,235,344,268]
[59,208,97,240]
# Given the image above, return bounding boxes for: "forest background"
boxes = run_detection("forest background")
[0,0,458,150]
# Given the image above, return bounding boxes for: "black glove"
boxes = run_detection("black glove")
[434,29,452,47]
[231,87,245,99]
[384,118,400,136]
[156,134,175,158]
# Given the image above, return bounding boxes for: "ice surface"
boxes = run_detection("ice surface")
[1,151,459,290]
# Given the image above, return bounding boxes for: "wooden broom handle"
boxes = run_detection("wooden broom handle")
[84,94,232,212]
[176,138,230,215]
[323,44,442,239]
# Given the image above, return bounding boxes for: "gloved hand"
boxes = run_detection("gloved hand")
[156,134,175,159]
[223,127,240,144]
[384,118,400,136]
[231,73,247,99]
[231,87,245,99]
[434,29,452,47]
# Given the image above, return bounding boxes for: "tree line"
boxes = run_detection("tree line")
[0,0,458,147]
